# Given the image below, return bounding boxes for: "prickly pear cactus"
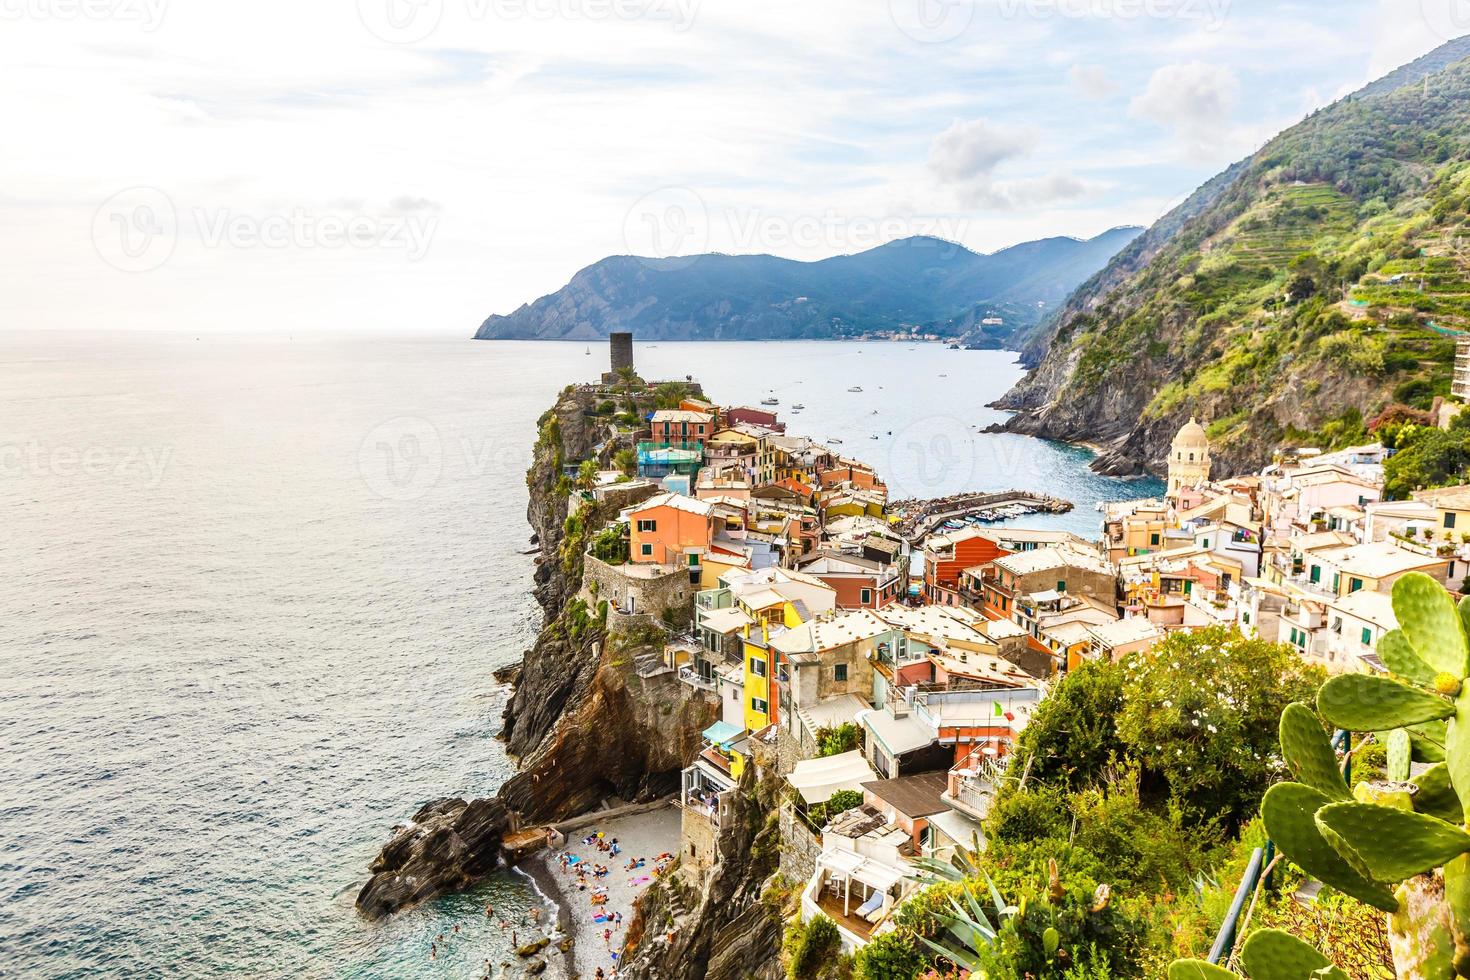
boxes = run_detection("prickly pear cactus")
[1171,573,1470,979]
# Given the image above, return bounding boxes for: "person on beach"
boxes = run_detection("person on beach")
[604,927,612,947]
[485,904,494,918]
[430,943,436,960]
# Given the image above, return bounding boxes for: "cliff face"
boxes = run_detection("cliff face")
[618,766,786,980]
[995,40,1470,477]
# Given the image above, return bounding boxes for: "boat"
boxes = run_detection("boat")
[584,346,590,355]
[847,386,863,393]
[829,437,844,444]
[792,403,805,410]
[870,435,879,440]
[761,397,779,406]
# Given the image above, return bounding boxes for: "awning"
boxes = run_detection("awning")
[787,750,876,805]
[818,848,866,876]
[703,721,744,747]
[856,708,936,757]
[852,860,907,892]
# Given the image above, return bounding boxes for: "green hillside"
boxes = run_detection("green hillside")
[998,38,1470,476]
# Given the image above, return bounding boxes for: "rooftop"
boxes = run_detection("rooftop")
[1087,617,1162,649]
[861,771,951,819]
[1414,485,1470,511]
[993,544,1112,577]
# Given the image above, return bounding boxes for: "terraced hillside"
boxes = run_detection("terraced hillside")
[997,37,1470,478]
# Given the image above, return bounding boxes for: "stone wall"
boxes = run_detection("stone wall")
[778,802,821,886]
[679,804,720,890]
[583,554,695,623]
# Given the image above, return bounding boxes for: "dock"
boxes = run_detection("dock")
[891,489,1073,542]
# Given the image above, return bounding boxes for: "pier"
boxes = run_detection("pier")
[890,489,1074,542]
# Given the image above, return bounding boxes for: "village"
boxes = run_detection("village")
[546,334,1470,964]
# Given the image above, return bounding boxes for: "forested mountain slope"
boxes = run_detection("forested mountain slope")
[996,37,1470,477]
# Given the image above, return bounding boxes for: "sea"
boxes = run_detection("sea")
[0,333,1162,978]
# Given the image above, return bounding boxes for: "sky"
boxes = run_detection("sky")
[1,0,1466,334]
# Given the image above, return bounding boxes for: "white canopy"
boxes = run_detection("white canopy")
[787,750,876,805]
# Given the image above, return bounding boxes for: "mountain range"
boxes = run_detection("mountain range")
[996,35,1470,477]
[473,227,1142,345]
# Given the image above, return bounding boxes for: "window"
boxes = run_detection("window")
[860,588,872,605]
[1242,611,1251,624]
[750,697,768,715]
[1055,580,1066,593]
[637,519,657,532]
[1309,565,1320,584]
[1448,513,1459,530]
[1150,533,1160,546]
[834,664,848,682]
[1361,627,1373,646]
[749,657,767,678]
[688,553,699,567]
[1349,578,1364,594]
[1332,572,1340,592]
[640,544,653,557]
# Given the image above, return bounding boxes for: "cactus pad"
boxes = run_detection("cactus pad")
[1411,762,1463,823]
[1408,719,1448,763]
[1239,928,1338,979]
[1378,628,1438,687]
[1261,783,1396,911]
[1393,571,1469,678]
[1315,801,1470,881]
[1167,961,1238,980]
[1279,703,1349,800]
[1387,727,1412,782]
[1317,673,1454,732]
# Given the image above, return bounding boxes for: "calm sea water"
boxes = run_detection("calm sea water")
[0,334,1159,978]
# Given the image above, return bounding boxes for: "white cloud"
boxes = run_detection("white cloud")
[927,119,1038,183]
[1069,64,1119,99]
[1129,60,1241,158]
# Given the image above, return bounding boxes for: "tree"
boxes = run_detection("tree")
[786,915,843,980]
[826,789,862,816]
[816,722,862,757]
[1115,625,1324,828]
[576,458,598,492]
[1013,660,1126,791]
[653,380,692,409]
[613,448,637,476]
[1384,421,1470,498]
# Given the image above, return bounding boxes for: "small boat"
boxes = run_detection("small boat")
[870,435,879,440]
[792,403,805,410]
[761,397,779,406]
[584,346,590,355]
[829,437,844,444]
[847,386,863,393]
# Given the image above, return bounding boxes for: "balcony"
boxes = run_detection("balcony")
[678,665,717,692]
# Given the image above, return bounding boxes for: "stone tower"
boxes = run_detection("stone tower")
[609,332,634,377]
[1167,417,1211,498]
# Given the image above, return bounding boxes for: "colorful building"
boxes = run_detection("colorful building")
[627,492,717,574]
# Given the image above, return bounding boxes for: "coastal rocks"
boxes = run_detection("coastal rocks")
[619,767,785,980]
[516,937,550,957]
[355,797,511,919]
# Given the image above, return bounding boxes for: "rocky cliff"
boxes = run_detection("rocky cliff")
[618,766,786,980]
[995,38,1470,478]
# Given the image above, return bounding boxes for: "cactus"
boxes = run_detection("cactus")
[1316,672,1455,731]
[1260,783,1396,911]
[1171,572,1470,979]
[1394,571,1470,677]
[1413,763,1464,823]
[1278,703,1349,800]
[1239,928,1346,979]
[1379,627,1438,687]
[1388,727,1413,782]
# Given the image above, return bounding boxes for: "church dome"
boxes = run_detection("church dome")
[1172,417,1209,451]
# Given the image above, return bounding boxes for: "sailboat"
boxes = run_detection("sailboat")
[584,346,590,355]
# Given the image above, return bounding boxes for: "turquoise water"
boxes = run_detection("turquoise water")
[1,334,1158,977]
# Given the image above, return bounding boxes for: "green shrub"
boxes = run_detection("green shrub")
[852,932,927,980]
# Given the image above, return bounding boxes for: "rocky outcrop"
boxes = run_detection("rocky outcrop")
[356,797,512,919]
[618,766,786,980]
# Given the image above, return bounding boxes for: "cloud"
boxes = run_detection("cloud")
[927,118,1037,183]
[1129,60,1240,158]
[1069,64,1119,100]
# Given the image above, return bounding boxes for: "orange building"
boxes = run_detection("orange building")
[628,493,717,572]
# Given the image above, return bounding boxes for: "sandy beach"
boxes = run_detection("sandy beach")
[526,806,682,978]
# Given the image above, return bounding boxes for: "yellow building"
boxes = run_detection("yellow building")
[1413,485,1470,542]
[1167,417,1212,500]
[723,568,837,732]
